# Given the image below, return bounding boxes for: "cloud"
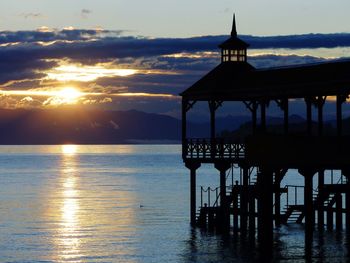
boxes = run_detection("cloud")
[19,13,44,19]
[243,34,350,49]
[0,29,350,113]
[81,9,92,19]
[0,29,124,45]
[249,54,328,68]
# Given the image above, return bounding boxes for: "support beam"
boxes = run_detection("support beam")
[336,193,343,230]
[243,101,258,134]
[275,99,289,134]
[185,161,201,226]
[347,178,350,231]
[283,99,289,135]
[305,173,314,240]
[343,169,350,231]
[233,181,239,234]
[182,100,196,159]
[318,98,323,136]
[260,100,266,133]
[252,103,257,134]
[241,166,249,235]
[274,168,287,227]
[182,100,187,159]
[327,205,333,230]
[299,169,316,243]
[305,97,313,135]
[317,96,326,136]
[257,167,273,246]
[337,95,347,137]
[318,170,325,230]
[249,194,256,236]
[215,161,231,231]
[209,101,216,140]
[209,101,222,158]
[275,180,281,227]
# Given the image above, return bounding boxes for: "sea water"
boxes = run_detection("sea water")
[0,145,348,262]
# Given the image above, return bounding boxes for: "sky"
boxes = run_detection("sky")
[2,0,350,37]
[1,1,350,119]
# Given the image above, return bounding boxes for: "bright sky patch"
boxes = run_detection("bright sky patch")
[45,63,138,82]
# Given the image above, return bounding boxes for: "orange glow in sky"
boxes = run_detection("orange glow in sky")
[0,88,175,99]
[0,87,97,98]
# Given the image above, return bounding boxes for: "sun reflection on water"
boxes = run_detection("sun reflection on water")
[42,145,140,261]
[58,145,82,261]
[61,144,78,155]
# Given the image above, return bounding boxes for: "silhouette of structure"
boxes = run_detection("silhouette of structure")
[181,15,350,249]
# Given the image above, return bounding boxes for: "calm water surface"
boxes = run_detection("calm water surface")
[0,145,349,262]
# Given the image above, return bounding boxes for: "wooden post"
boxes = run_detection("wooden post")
[260,100,266,133]
[252,102,257,134]
[305,173,314,240]
[249,194,256,236]
[209,101,216,140]
[318,170,324,230]
[318,96,324,136]
[215,162,231,231]
[283,98,289,134]
[299,169,316,243]
[337,95,344,137]
[306,98,312,135]
[327,205,334,230]
[275,179,281,226]
[244,101,258,134]
[182,100,188,160]
[274,168,287,227]
[336,193,343,230]
[257,167,273,245]
[347,178,350,231]
[241,166,249,235]
[186,162,201,226]
[343,169,350,231]
[233,188,239,234]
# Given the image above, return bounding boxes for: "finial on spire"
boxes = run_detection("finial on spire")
[231,13,237,37]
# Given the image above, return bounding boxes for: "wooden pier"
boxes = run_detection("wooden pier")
[181,15,350,250]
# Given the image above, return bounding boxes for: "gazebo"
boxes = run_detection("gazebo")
[181,15,350,248]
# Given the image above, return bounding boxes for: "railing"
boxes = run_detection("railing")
[184,138,245,160]
[199,163,240,209]
[200,186,219,208]
[285,172,347,209]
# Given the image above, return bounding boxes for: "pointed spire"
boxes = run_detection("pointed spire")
[231,13,237,37]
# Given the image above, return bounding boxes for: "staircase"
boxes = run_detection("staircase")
[196,166,287,228]
[281,173,347,225]
[281,205,304,224]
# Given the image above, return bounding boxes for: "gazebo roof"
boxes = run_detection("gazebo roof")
[180,60,350,101]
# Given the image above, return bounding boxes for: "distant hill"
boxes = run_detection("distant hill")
[0,108,176,144]
[0,108,256,144]
[219,114,350,141]
[0,108,212,144]
[0,108,345,144]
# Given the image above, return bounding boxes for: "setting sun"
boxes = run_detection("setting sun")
[58,88,82,103]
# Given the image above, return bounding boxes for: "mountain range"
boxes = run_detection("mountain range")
[0,108,343,144]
